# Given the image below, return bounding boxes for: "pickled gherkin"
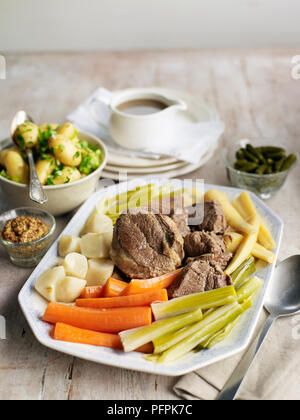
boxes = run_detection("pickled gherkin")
[233,144,297,175]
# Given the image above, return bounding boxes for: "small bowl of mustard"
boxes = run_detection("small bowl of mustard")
[0,207,56,268]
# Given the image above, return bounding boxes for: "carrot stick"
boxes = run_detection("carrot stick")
[43,303,152,333]
[122,268,183,296]
[80,286,104,299]
[53,323,154,353]
[104,277,128,297]
[53,322,123,348]
[76,289,168,309]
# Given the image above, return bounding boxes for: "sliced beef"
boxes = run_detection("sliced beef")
[110,211,184,279]
[168,259,232,299]
[184,231,226,258]
[186,252,233,271]
[170,210,191,238]
[190,200,227,235]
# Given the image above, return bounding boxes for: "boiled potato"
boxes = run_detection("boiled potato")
[59,235,81,257]
[35,266,65,302]
[38,123,59,134]
[35,154,56,185]
[14,122,39,149]
[86,259,114,286]
[49,134,82,167]
[52,166,81,185]
[82,213,113,235]
[55,276,86,303]
[57,122,77,139]
[63,252,88,279]
[4,150,29,183]
[0,147,20,166]
[80,232,113,259]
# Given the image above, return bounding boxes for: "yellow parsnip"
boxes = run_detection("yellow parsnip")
[225,215,260,275]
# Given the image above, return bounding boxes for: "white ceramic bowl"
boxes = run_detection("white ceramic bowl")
[0,132,108,216]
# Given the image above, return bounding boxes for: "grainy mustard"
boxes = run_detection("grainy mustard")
[1,216,49,244]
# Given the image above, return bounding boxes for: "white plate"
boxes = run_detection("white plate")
[101,163,200,181]
[105,161,187,175]
[102,148,217,181]
[19,179,283,377]
[108,151,178,168]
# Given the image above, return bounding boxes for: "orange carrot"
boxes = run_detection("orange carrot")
[76,289,168,309]
[43,302,152,333]
[104,277,128,297]
[80,285,104,299]
[53,322,123,349]
[122,268,183,296]
[53,323,153,353]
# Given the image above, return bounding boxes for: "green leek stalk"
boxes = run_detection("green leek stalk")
[237,276,263,304]
[157,303,243,364]
[232,256,256,289]
[119,308,203,353]
[151,286,237,321]
[153,303,241,356]
[200,297,254,349]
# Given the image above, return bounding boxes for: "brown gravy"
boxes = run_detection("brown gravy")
[117,99,167,116]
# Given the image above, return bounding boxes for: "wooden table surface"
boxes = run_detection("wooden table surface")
[0,50,299,400]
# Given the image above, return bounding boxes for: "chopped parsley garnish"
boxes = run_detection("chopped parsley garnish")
[17,134,26,150]
[0,169,10,180]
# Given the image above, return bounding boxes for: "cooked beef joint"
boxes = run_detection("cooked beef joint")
[186,252,233,271]
[110,212,185,279]
[168,259,232,299]
[192,200,227,235]
[184,231,226,258]
[170,210,191,238]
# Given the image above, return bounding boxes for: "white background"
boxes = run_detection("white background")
[0,0,300,52]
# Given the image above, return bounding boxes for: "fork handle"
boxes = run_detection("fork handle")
[217,314,277,400]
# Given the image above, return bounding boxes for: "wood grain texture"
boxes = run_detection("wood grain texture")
[0,50,299,400]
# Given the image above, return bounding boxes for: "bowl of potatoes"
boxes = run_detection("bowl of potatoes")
[0,122,108,216]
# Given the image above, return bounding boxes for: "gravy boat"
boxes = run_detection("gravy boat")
[89,89,187,150]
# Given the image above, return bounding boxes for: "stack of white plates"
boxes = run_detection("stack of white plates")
[101,88,220,181]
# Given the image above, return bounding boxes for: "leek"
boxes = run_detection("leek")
[157,303,243,363]
[151,286,237,321]
[201,297,253,349]
[232,256,256,289]
[119,308,203,353]
[237,276,263,304]
[153,303,240,356]
[201,317,241,349]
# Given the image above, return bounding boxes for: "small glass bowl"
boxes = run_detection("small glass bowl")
[223,139,298,200]
[0,207,56,268]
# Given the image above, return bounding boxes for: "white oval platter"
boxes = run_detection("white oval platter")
[18,178,283,377]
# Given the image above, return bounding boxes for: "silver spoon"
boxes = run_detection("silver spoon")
[11,111,48,204]
[218,255,300,400]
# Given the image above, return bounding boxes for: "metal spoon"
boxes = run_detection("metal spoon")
[11,111,48,204]
[218,255,300,400]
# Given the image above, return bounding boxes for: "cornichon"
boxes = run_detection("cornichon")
[281,154,297,172]
[233,144,297,175]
